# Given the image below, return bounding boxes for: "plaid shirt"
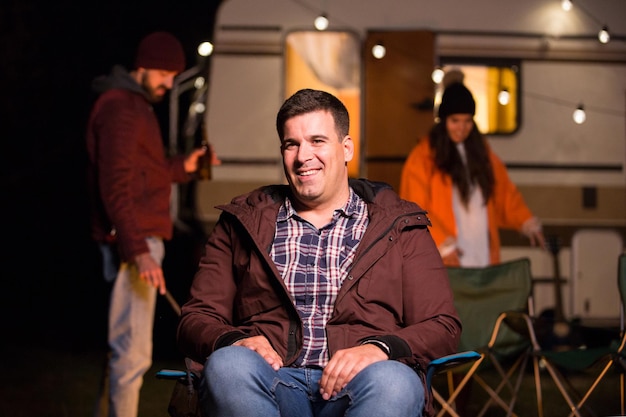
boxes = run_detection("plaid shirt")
[271,188,369,367]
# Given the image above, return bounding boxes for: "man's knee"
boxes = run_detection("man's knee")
[361,361,424,400]
[203,345,268,382]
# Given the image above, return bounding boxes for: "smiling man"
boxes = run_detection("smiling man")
[177,88,461,417]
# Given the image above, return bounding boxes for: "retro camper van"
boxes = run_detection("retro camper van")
[178,0,626,323]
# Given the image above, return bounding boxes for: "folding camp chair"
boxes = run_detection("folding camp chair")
[157,351,481,417]
[432,257,534,417]
[156,357,203,417]
[504,252,626,417]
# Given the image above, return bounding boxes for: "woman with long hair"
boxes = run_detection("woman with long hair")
[399,80,545,267]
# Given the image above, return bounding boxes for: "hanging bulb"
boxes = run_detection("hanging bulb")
[598,26,610,44]
[371,42,386,59]
[431,67,444,84]
[561,0,573,12]
[193,77,206,89]
[197,41,214,57]
[193,102,206,114]
[573,104,586,124]
[498,88,510,105]
[314,14,329,31]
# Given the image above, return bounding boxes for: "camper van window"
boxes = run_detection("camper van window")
[283,32,520,179]
[284,30,362,177]
[438,58,521,136]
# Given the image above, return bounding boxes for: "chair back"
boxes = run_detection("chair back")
[447,258,532,357]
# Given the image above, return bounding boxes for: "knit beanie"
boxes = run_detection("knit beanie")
[134,31,186,73]
[438,82,476,119]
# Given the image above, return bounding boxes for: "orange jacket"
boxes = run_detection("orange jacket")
[399,138,534,265]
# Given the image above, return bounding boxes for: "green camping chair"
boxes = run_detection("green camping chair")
[432,257,534,417]
[504,252,626,417]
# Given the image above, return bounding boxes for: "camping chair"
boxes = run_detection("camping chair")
[504,252,626,417]
[156,352,481,417]
[156,357,203,417]
[432,257,534,417]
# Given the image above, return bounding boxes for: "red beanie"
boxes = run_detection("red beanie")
[134,31,186,73]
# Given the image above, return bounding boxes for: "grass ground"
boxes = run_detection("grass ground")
[431,358,624,417]
[0,343,180,417]
[1,340,623,417]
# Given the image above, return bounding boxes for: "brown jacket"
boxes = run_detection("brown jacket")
[86,67,191,261]
[177,179,461,416]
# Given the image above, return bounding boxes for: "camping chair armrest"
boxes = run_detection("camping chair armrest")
[156,357,204,386]
[156,369,188,380]
[426,350,481,389]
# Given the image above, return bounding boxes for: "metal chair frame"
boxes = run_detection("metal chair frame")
[433,257,535,417]
[503,252,626,417]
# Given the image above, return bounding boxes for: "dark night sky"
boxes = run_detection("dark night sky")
[1,0,222,353]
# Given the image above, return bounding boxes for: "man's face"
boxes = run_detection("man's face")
[280,110,353,210]
[139,69,178,103]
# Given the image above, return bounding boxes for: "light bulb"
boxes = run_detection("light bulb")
[561,0,573,12]
[193,102,206,114]
[431,67,444,84]
[498,89,510,105]
[197,41,214,57]
[372,43,386,59]
[598,26,610,44]
[573,105,586,124]
[314,15,329,31]
[194,77,206,89]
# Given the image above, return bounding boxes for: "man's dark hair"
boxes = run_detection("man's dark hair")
[276,89,349,141]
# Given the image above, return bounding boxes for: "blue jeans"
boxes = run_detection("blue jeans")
[200,345,424,417]
[96,237,164,417]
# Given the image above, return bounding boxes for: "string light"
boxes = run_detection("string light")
[314,14,329,31]
[371,42,386,59]
[435,67,625,126]
[431,67,445,84]
[313,0,329,31]
[193,77,206,89]
[562,0,611,44]
[573,104,586,124]
[561,0,573,12]
[197,41,214,57]
[598,26,610,44]
[498,88,510,105]
[525,89,624,124]
[193,102,206,114]
[194,42,212,93]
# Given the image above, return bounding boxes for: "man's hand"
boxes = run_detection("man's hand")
[135,252,166,295]
[184,147,206,173]
[184,143,221,173]
[233,335,284,371]
[319,344,388,400]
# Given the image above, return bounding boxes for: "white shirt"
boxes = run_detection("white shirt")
[452,143,490,267]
